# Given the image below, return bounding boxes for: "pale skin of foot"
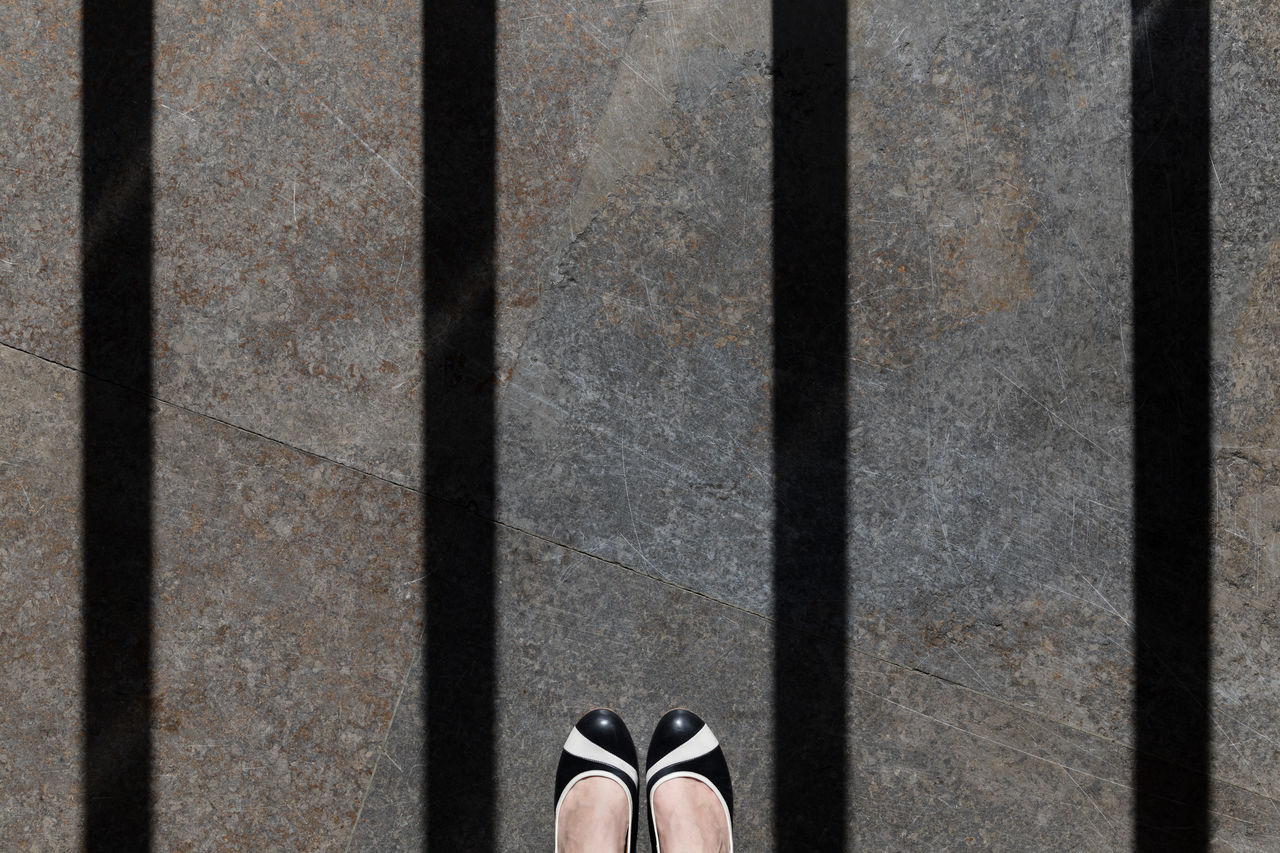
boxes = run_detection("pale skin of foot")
[651,777,730,853]
[557,776,629,853]
[556,775,729,853]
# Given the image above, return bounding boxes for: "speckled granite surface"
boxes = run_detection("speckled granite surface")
[4,0,1280,848]
[0,350,83,849]
[2,0,636,487]
[346,521,1280,850]
[0,345,422,850]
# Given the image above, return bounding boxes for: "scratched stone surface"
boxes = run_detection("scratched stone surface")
[495,0,1280,806]
[499,35,775,605]
[5,0,1280,847]
[0,344,422,850]
[349,522,1280,851]
[837,0,1141,750]
[0,0,82,364]
[0,348,82,849]
[1,0,637,487]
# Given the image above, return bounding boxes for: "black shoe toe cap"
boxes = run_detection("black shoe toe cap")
[577,708,638,763]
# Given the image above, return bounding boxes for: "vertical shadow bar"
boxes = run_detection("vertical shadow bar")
[80,0,155,848]
[422,0,497,847]
[771,0,849,848]
[1131,0,1212,849]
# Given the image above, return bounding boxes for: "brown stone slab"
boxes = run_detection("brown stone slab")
[0,0,82,366]
[0,344,422,850]
[3,0,637,489]
[0,348,83,850]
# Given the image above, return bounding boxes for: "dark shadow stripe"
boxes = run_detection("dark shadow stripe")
[422,0,497,847]
[80,0,155,847]
[771,0,849,848]
[1131,1,1212,848]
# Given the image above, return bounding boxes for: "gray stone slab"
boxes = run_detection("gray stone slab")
[0,343,422,850]
[499,37,774,608]
[1210,240,1280,804]
[6,0,1280,844]
[839,0,1280,802]
[497,0,1280,802]
[0,356,82,850]
[350,520,1280,850]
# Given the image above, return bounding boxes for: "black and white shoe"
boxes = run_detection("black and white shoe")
[645,709,734,853]
[554,709,639,853]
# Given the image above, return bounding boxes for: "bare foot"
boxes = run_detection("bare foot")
[557,775,629,853]
[651,777,729,853]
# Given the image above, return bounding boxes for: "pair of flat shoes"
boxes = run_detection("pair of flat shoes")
[554,709,734,853]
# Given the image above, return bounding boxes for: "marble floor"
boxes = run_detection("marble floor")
[4,0,1280,849]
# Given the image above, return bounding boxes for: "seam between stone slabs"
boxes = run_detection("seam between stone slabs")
[0,340,415,493]
[0,341,432,844]
[0,342,739,599]
[9,340,1279,810]
[344,630,424,853]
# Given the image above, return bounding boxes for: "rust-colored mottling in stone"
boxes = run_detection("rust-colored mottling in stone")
[0,350,83,849]
[0,1,82,366]
[575,56,772,370]
[1211,237,1280,799]
[848,68,1037,369]
[144,1,429,486]
[148,397,422,848]
[0,345,422,849]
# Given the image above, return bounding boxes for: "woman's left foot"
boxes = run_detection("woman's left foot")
[651,776,731,853]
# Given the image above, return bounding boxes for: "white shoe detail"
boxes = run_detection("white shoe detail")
[563,726,639,785]
[645,724,719,779]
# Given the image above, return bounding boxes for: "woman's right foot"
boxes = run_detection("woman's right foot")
[651,776,731,853]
